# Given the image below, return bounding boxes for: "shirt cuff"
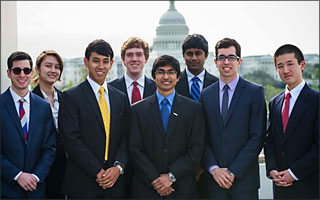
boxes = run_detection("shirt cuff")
[288,168,299,181]
[31,174,40,182]
[14,171,22,181]
[208,165,219,174]
[113,161,124,168]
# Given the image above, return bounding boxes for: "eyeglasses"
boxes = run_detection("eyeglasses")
[155,71,177,76]
[217,55,240,62]
[10,67,32,75]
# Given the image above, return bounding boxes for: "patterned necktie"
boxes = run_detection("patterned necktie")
[160,98,169,133]
[19,99,28,141]
[221,84,229,125]
[282,92,291,133]
[131,81,142,104]
[98,87,110,161]
[191,77,200,101]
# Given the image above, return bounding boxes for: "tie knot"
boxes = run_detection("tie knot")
[161,98,169,105]
[19,99,24,105]
[223,84,229,91]
[192,76,200,83]
[133,81,138,87]
[285,92,291,99]
[98,86,105,95]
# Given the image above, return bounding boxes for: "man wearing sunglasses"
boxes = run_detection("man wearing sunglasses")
[199,38,267,199]
[1,51,56,199]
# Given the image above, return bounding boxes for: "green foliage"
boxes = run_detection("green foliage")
[78,65,88,82]
[243,70,285,89]
[61,80,75,92]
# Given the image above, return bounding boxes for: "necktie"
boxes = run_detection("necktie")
[190,77,200,101]
[98,87,110,161]
[160,98,169,133]
[282,92,291,133]
[221,84,229,125]
[131,81,142,104]
[19,99,28,141]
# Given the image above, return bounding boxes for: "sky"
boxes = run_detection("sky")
[16,1,319,61]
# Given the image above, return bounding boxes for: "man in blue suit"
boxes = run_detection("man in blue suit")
[199,38,267,199]
[264,44,319,199]
[1,51,56,199]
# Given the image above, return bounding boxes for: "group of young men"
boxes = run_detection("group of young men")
[1,34,318,199]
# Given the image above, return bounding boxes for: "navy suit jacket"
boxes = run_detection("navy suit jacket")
[264,84,319,199]
[175,69,218,99]
[199,77,267,192]
[1,88,56,199]
[59,80,129,198]
[108,75,156,104]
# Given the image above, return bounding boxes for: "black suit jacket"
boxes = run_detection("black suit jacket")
[129,93,205,199]
[58,80,129,198]
[175,69,218,99]
[108,75,156,104]
[32,85,66,198]
[199,77,267,192]
[264,84,319,199]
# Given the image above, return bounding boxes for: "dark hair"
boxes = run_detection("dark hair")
[7,51,33,70]
[152,55,180,79]
[273,44,305,66]
[121,37,150,60]
[182,34,208,56]
[85,39,114,60]
[33,50,64,83]
[215,38,241,58]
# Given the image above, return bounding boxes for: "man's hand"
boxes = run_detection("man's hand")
[96,167,120,189]
[152,174,174,196]
[17,172,37,191]
[272,169,294,187]
[211,168,233,189]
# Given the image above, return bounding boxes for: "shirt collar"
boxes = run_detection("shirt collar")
[10,87,30,104]
[186,68,205,83]
[87,76,108,95]
[40,88,59,102]
[124,73,145,89]
[285,80,305,101]
[156,89,175,106]
[219,74,240,92]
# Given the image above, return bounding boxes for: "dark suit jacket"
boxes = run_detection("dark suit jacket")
[32,85,66,198]
[199,77,266,192]
[175,69,218,99]
[1,88,56,199]
[108,75,156,104]
[264,84,319,199]
[129,92,205,199]
[58,80,129,198]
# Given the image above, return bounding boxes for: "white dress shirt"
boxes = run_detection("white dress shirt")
[124,73,145,104]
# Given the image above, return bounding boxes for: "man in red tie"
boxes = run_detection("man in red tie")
[109,37,156,105]
[264,44,319,199]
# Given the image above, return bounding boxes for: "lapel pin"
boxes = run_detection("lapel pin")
[173,112,178,116]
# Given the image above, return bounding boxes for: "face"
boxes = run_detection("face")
[154,65,180,95]
[214,46,242,83]
[275,53,305,90]
[36,55,61,85]
[183,48,207,75]
[122,47,148,78]
[84,52,114,85]
[7,59,34,95]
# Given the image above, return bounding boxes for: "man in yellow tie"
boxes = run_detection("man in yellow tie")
[59,39,130,199]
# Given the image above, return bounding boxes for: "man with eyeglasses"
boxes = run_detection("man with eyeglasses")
[129,55,205,199]
[199,38,267,199]
[1,51,56,199]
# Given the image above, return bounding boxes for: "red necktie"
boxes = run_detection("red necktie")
[131,81,141,104]
[282,92,291,133]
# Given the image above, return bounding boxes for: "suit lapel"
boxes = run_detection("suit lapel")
[149,94,166,139]
[143,76,155,98]
[119,76,128,96]
[166,93,183,140]
[178,70,191,97]
[212,83,224,129]
[203,70,213,88]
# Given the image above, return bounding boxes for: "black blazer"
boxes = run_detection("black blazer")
[32,85,66,198]
[264,84,319,199]
[199,77,267,192]
[58,80,130,198]
[129,93,205,199]
[175,69,218,99]
[108,75,156,103]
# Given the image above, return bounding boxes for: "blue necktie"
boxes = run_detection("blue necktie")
[160,98,169,133]
[191,77,200,101]
[221,84,229,125]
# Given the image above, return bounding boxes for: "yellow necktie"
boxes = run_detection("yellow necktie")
[98,86,110,161]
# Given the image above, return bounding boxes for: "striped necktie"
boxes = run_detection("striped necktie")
[98,87,110,161]
[19,99,28,141]
[191,77,200,101]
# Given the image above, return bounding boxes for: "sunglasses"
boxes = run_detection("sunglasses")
[10,67,32,75]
